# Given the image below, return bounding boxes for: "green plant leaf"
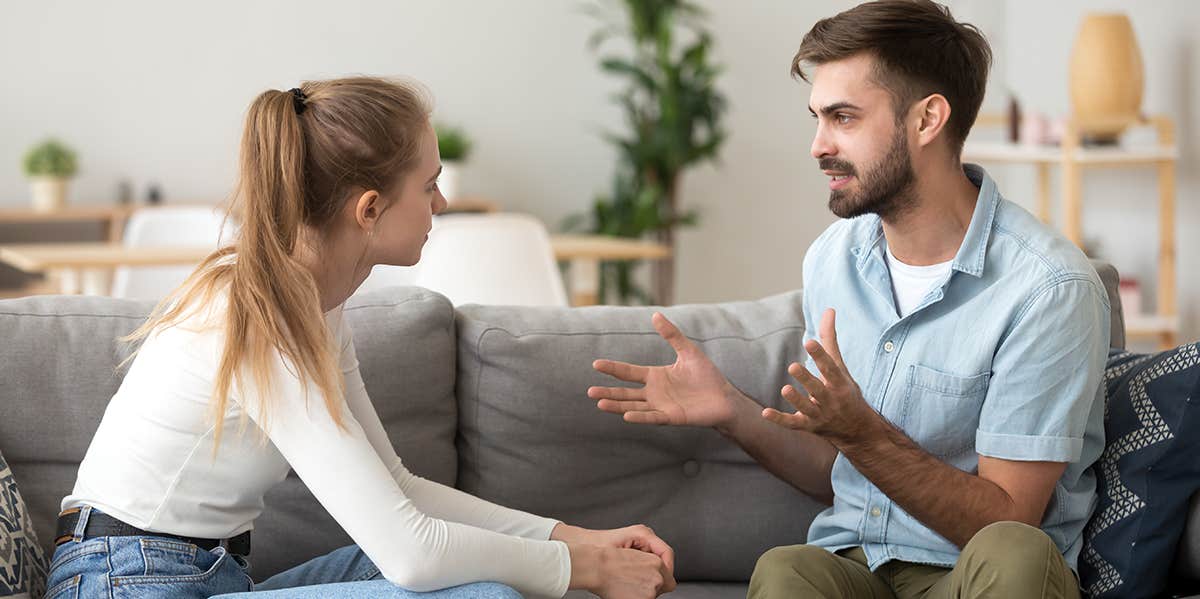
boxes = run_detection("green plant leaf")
[23,138,78,178]
[435,123,472,161]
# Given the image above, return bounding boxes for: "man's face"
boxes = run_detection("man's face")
[808,53,916,220]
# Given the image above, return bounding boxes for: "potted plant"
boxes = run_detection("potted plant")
[23,139,78,212]
[435,123,472,203]
[566,0,726,305]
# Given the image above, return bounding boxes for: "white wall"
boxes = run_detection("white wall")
[997,0,1200,345]
[1,1,1195,341]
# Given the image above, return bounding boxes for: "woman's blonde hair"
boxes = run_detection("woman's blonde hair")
[124,76,432,448]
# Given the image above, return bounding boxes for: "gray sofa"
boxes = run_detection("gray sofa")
[2,261,1197,598]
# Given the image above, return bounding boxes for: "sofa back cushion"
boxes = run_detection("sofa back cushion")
[0,287,458,580]
[455,292,826,581]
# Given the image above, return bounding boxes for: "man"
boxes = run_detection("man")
[586,1,1109,597]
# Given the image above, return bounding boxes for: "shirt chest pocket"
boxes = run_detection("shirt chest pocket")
[901,364,991,459]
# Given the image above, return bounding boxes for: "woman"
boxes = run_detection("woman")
[44,77,675,599]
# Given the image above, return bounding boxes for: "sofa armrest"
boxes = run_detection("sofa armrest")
[1090,260,1124,350]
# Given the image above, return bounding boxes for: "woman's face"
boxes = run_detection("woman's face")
[370,121,447,266]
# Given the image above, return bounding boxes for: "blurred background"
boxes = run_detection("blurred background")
[1,0,1196,349]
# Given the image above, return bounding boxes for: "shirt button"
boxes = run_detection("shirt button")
[883,341,895,353]
[870,507,882,517]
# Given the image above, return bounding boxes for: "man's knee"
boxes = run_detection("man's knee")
[749,545,851,599]
[963,520,1053,562]
[956,521,1076,598]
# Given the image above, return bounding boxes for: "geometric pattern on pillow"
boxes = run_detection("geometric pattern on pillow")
[1081,343,1200,598]
[0,450,48,599]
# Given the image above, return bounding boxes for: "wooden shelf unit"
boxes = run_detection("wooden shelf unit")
[963,115,1179,348]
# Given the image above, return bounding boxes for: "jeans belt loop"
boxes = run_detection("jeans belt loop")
[71,505,92,543]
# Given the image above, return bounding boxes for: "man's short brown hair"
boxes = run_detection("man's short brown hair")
[793,0,992,153]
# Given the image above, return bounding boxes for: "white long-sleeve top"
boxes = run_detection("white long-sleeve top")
[64,294,572,596]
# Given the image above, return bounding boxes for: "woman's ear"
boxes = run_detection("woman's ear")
[353,189,381,233]
[914,93,952,148]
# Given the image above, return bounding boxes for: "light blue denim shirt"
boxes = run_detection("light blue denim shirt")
[803,164,1110,572]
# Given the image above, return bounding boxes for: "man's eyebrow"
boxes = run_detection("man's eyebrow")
[808,102,861,116]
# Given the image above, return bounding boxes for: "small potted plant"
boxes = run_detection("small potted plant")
[23,139,78,212]
[435,123,472,203]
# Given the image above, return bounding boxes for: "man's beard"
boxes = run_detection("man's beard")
[822,128,916,220]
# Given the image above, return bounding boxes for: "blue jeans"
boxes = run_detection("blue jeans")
[46,507,523,598]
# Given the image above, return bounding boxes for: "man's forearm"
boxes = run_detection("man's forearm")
[716,389,837,504]
[841,415,1026,547]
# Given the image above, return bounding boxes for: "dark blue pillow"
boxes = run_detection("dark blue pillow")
[1080,343,1200,598]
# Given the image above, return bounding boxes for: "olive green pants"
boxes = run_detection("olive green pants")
[748,522,1080,599]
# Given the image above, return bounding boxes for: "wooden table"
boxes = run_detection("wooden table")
[0,205,138,241]
[0,236,669,306]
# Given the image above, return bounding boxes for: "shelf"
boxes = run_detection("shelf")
[963,141,1178,165]
[1125,314,1180,338]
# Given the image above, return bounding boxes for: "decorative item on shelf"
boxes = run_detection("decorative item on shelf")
[22,138,78,213]
[1017,112,1067,146]
[435,123,472,204]
[146,183,163,205]
[1006,94,1021,144]
[1118,277,1143,320]
[1069,12,1144,145]
[563,0,726,305]
[117,179,134,205]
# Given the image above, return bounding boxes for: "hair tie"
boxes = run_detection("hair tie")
[289,88,307,115]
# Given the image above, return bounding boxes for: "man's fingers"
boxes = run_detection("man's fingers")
[803,342,846,386]
[623,410,671,425]
[787,361,827,397]
[593,359,648,384]
[652,312,694,355]
[595,399,652,415]
[587,385,645,401]
[761,407,811,430]
[819,308,843,363]
[781,384,820,418]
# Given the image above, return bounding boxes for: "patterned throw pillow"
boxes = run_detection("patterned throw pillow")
[0,450,49,599]
[1080,343,1200,599]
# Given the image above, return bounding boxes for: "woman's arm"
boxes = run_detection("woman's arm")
[237,339,571,596]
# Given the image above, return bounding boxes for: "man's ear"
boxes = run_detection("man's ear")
[353,189,381,233]
[914,93,952,149]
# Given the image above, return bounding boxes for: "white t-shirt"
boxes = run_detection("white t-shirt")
[885,246,953,318]
[64,291,571,596]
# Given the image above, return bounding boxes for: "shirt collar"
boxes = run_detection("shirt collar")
[851,163,999,279]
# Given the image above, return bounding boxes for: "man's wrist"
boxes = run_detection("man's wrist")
[714,384,757,437]
[834,409,891,456]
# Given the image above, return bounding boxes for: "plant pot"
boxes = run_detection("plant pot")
[30,177,68,212]
[439,161,461,204]
[1069,13,1144,144]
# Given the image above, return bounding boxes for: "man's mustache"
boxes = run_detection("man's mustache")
[819,158,856,175]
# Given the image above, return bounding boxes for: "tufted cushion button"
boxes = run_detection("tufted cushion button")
[682,460,701,477]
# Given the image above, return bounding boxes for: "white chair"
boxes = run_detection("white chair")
[111,205,236,300]
[411,214,568,307]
